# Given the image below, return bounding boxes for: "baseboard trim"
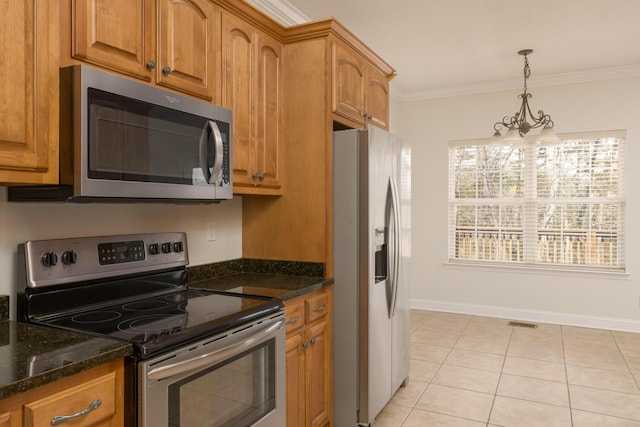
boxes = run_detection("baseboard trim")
[411,298,640,333]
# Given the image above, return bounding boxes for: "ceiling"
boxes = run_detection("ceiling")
[281,0,640,101]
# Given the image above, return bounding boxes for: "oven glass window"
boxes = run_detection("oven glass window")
[168,340,276,427]
[87,88,229,187]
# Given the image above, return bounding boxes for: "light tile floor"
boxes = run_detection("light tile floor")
[374,309,640,427]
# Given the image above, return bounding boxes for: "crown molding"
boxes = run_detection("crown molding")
[244,0,310,26]
[391,64,640,102]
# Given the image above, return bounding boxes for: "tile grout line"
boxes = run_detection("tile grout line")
[484,320,515,426]
[559,325,575,427]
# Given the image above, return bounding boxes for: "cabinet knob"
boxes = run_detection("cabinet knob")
[259,173,265,181]
[162,66,172,75]
[252,172,260,180]
[310,337,317,345]
[146,60,156,70]
[302,342,309,349]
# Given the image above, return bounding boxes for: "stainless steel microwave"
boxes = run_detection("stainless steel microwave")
[9,65,232,203]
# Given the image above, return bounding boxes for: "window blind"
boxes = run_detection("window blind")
[448,130,625,271]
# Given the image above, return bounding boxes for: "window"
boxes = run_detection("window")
[448,131,625,271]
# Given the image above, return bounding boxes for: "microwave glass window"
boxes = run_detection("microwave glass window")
[87,88,228,186]
[167,340,276,427]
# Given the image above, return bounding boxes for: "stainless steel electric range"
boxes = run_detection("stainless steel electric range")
[17,232,285,427]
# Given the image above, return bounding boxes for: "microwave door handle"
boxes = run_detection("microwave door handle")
[146,320,284,381]
[199,120,224,184]
[208,120,224,184]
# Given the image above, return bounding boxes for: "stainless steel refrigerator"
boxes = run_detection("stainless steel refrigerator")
[333,125,411,426]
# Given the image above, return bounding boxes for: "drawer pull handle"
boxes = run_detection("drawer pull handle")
[51,398,102,425]
[312,304,327,312]
[285,315,302,324]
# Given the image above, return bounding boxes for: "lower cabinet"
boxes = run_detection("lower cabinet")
[0,360,124,427]
[285,286,333,427]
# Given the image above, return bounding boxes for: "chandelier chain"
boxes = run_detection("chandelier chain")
[523,54,531,94]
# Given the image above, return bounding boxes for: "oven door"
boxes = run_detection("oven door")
[140,313,285,427]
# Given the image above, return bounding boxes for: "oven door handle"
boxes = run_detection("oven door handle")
[146,319,284,381]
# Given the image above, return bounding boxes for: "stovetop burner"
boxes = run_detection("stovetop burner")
[17,233,283,358]
[30,287,281,357]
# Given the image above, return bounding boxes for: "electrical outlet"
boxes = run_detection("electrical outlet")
[206,220,216,242]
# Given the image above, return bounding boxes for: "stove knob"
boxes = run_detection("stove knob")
[61,250,78,265]
[149,243,159,255]
[173,241,184,252]
[41,252,58,267]
[161,242,172,253]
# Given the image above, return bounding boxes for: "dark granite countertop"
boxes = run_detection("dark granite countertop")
[187,258,334,300]
[189,272,334,300]
[0,321,132,400]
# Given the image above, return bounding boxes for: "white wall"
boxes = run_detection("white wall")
[0,188,243,318]
[394,76,640,332]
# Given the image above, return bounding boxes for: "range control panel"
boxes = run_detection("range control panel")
[20,232,188,288]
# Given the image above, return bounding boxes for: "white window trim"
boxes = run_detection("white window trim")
[448,130,626,273]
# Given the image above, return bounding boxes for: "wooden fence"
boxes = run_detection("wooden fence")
[455,227,618,266]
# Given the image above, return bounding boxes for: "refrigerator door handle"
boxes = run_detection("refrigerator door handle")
[388,176,401,318]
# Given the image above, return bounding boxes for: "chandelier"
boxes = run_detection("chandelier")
[491,49,560,145]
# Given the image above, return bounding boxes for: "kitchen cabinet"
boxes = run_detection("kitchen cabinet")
[0,0,59,185]
[285,286,333,427]
[332,41,391,130]
[0,360,124,427]
[71,0,221,101]
[222,12,283,195]
[242,19,395,275]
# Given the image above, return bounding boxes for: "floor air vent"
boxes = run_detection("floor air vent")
[508,321,538,328]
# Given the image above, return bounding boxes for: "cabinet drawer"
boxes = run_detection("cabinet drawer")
[306,291,329,323]
[23,371,116,427]
[285,299,305,333]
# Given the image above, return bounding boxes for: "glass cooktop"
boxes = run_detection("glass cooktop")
[35,288,282,357]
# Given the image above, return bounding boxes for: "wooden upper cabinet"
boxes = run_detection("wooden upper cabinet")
[156,0,219,99]
[72,0,220,101]
[223,13,283,195]
[256,33,283,190]
[223,15,254,186]
[332,42,365,125]
[332,40,391,130]
[72,0,152,80]
[0,0,59,184]
[364,65,390,130]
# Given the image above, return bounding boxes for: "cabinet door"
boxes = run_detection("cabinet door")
[222,13,255,187]
[332,42,365,126]
[0,412,13,427]
[157,0,220,100]
[286,333,305,427]
[365,65,390,130]
[72,0,152,80]
[0,0,57,184]
[255,32,283,190]
[305,320,331,427]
